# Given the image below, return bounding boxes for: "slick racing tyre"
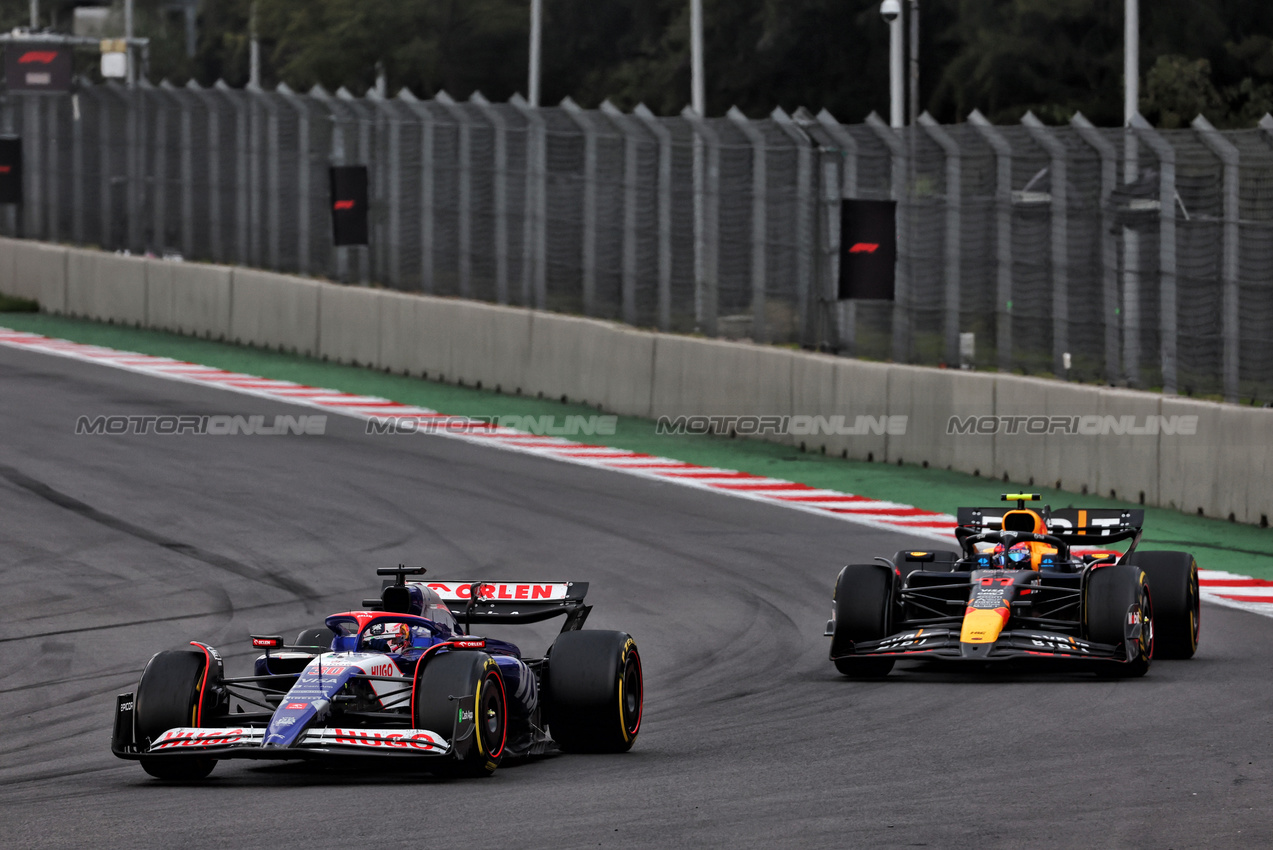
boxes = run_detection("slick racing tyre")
[414,651,507,777]
[294,626,333,652]
[1127,551,1199,659]
[830,564,896,679]
[1085,565,1153,678]
[545,630,642,753]
[135,649,218,780]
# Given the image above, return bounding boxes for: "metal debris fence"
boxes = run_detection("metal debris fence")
[5,80,1273,403]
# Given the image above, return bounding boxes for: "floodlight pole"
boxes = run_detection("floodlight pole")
[1121,0,1140,384]
[691,0,705,115]
[1124,0,1138,131]
[528,0,542,107]
[249,1,261,87]
[125,0,134,85]
[908,0,919,125]
[888,11,903,127]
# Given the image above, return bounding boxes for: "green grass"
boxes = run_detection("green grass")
[4,311,1271,579]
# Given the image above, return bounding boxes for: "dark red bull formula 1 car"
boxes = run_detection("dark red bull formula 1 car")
[112,568,642,779]
[826,494,1200,678]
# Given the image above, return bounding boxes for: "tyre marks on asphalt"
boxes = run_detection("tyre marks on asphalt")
[3,326,1270,622]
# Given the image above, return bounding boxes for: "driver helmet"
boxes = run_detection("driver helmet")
[992,542,1033,569]
[387,622,412,652]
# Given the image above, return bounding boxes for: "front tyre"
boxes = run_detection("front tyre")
[830,564,896,679]
[135,649,217,780]
[546,631,642,753]
[1127,551,1199,659]
[1086,565,1153,678]
[413,651,506,777]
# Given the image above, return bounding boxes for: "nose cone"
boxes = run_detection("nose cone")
[960,607,1008,644]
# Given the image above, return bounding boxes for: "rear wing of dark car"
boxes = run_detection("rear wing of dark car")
[957,506,1144,544]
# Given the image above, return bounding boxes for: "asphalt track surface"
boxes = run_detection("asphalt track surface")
[2,344,1270,849]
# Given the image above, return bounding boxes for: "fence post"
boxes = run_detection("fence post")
[510,94,546,308]
[24,95,40,238]
[728,106,768,342]
[866,111,909,362]
[336,87,372,284]
[814,108,859,353]
[600,100,642,325]
[918,113,962,366]
[129,87,144,252]
[792,107,845,352]
[1070,112,1121,385]
[682,105,719,336]
[968,110,1013,372]
[398,88,435,292]
[215,81,250,266]
[634,103,672,331]
[1023,111,1069,378]
[1131,113,1178,395]
[145,82,167,254]
[562,97,599,316]
[772,107,816,346]
[311,85,347,282]
[162,81,192,258]
[1193,114,1240,403]
[471,92,509,304]
[435,91,473,298]
[189,81,222,261]
[278,83,311,275]
[71,89,84,244]
[368,92,401,287]
[46,92,60,241]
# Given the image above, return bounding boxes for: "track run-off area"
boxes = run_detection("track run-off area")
[1,328,1271,848]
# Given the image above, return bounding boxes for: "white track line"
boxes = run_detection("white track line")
[4,326,1269,619]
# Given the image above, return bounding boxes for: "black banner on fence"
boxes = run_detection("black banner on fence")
[838,199,896,300]
[329,166,369,246]
[5,45,73,93]
[0,137,22,204]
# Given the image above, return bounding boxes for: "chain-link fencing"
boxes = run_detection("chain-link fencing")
[4,81,1273,403]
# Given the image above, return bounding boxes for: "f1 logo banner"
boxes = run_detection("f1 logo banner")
[0,137,22,204]
[838,199,897,300]
[329,166,369,246]
[4,45,73,93]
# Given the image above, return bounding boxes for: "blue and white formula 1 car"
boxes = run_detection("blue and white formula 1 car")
[111,567,642,779]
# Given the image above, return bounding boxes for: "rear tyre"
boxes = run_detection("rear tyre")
[414,651,506,777]
[1127,551,1199,659]
[1086,565,1153,678]
[830,565,896,679]
[546,630,642,753]
[135,649,217,780]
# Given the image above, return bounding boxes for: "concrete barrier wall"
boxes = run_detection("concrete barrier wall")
[6,240,66,311]
[229,269,320,356]
[319,283,382,367]
[66,249,147,324]
[7,238,1269,526]
[145,260,232,339]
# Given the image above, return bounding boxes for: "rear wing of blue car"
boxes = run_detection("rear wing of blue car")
[363,570,592,632]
